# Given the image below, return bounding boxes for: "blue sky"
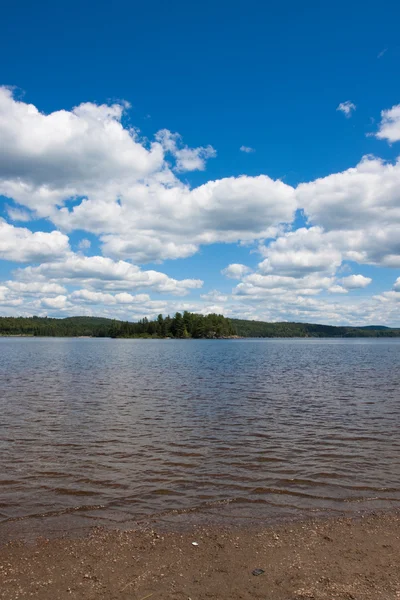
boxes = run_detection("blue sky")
[1,0,400,325]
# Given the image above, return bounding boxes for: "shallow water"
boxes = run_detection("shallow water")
[1,337,400,537]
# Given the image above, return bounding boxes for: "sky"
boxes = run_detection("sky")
[1,0,400,326]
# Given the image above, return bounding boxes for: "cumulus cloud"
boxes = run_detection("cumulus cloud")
[51,174,296,263]
[298,156,399,231]
[375,104,400,143]
[240,146,255,153]
[339,274,372,289]
[235,273,333,297]
[1,88,400,325]
[70,289,151,305]
[41,295,69,310]
[100,235,199,263]
[0,220,69,262]
[336,101,356,117]
[379,291,400,303]
[14,253,203,296]
[0,88,296,263]
[6,206,32,222]
[0,280,68,314]
[221,264,252,279]
[257,227,342,277]
[328,285,348,294]
[297,157,400,267]
[6,281,67,294]
[0,87,164,215]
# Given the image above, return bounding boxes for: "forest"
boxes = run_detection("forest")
[0,312,236,338]
[0,313,399,338]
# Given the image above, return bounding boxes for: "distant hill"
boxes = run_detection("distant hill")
[0,314,399,338]
[229,319,400,338]
[353,325,390,331]
[0,316,115,337]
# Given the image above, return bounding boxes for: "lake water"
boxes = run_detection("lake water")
[1,337,400,539]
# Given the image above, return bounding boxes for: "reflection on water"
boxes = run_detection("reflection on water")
[1,337,400,537]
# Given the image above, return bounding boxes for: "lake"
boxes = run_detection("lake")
[1,337,400,538]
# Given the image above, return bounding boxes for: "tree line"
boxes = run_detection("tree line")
[0,312,236,338]
[0,314,398,338]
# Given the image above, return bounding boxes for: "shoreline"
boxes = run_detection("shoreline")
[2,334,400,339]
[2,511,400,599]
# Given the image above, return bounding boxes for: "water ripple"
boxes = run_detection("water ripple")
[1,337,400,536]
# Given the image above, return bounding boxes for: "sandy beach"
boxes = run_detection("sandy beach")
[1,512,400,600]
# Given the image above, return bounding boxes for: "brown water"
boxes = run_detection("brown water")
[1,337,400,539]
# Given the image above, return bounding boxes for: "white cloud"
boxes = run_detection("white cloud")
[240,146,255,153]
[393,277,400,291]
[375,104,400,143]
[200,289,228,302]
[155,129,216,171]
[1,89,400,326]
[328,285,348,294]
[6,206,32,222]
[0,87,164,216]
[0,264,398,326]
[226,287,400,326]
[0,281,68,315]
[257,227,342,277]
[0,88,296,263]
[235,273,333,296]
[297,156,400,267]
[336,101,356,117]
[374,289,400,304]
[339,274,372,289]
[41,295,69,310]
[52,174,296,263]
[0,220,70,262]
[221,263,252,279]
[100,235,199,263]
[14,253,203,296]
[6,281,67,294]
[70,289,151,305]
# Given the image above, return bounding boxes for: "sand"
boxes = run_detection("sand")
[1,512,400,600]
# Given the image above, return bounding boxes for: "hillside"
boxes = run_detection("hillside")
[230,319,400,338]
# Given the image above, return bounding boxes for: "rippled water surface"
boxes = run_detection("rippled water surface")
[1,337,400,537]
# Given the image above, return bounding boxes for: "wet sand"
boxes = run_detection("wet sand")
[1,512,400,599]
